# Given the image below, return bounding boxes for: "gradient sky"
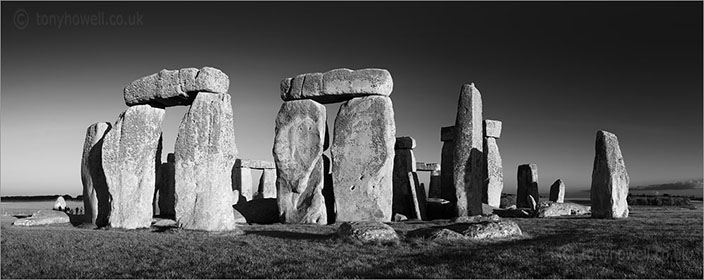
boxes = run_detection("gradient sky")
[1,1,702,196]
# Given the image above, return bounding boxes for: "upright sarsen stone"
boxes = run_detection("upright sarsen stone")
[484,137,503,208]
[453,83,484,216]
[392,138,417,219]
[440,126,455,203]
[273,100,327,224]
[102,105,165,229]
[81,122,111,227]
[549,179,565,203]
[175,92,238,231]
[332,96,395,222]
[591,130,630,219]
[256,169,277,199]
[517,164,539,208]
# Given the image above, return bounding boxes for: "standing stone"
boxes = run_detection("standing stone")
[440,126,455,203]
[332,96,395,222]
[53,196,67,211]
[453,83,484,216]
[81,122,111,226]
[232,165,253,201]
[392,137,417,219]
[322,154,335,224]
[408,172,427,220]
[428,164,442,198]
[103,105,165,229]
[484,120,502,138]
[274,99,327,224]
[517,164,540,209]
[484,137,503,208]
[256,169,277,199]
[549,179,566,203]
[591,130,630,219]
[175,92,238,231]
[158,153,176,216]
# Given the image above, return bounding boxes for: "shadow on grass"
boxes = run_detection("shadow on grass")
[247,230,335,240]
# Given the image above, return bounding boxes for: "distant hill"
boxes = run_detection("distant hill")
[630,179,703,191]
[1,194,82,202]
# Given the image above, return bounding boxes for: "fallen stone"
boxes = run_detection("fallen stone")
[152,218,177,228]
[337,221,399,244]
[483,120,502,138]
[235,159,276,169]
[484,137,503,208]
[81,122,111,226]
[123,67,229,107]
[408,172,427,220]
[233,198,279,224]
[537,201,591,217]
[407,227,467,241]
[549,179,566,203]
[494,208,532,218]
[281,68,393,104]
[459,220,523,240]
[274,99,327,224]
[394,136,416,149]
[53,196,66,211]
[332,96,395,222]
[517,164,539,208]
[453,83,484,216]
[451,214,501,223]
[13,210,70,226]
[103,105,165,229]
[255,168,277,199]
[591,130,630,219]
[175,92,238,231]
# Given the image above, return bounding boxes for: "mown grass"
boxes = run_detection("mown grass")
[1,204,702,279]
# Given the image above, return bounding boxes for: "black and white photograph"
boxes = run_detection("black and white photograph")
[1,1,702,278]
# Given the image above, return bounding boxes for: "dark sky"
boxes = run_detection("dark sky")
[1,1,702,196]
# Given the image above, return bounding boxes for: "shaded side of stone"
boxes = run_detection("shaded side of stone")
[517,164,539,208]
[484,137,503,208]
[81,122,111,227]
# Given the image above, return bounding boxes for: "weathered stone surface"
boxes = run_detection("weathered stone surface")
[232,166,253,201]
[453,83,484,216]
[13,210,70,226]
[392,148,417,218]
[517,164,539,208]
[484,137,503,208]
[407,227,468,241]
[451,214,501,224]
[81,122,111,226]
[591,130,630,219]
[53,197,66,211]
[175,92,238,231]
[235,159,276,169]
[337,221,399,244]
[157,155,175,217]
[549,179,565,203]
[537,201,591,217]
[322,154,335,224]
[394,136,416,149]
[441,126,455,142]
[332,96,395,222]
[274,99,327,224]
[440,140,455,203]
[483,120,502,138]
[281,68,393,104]
[255,168,277,199]
[233,198,279,224]
[124,67,229,107]
[459,220,523,240]
[103,105,165,229]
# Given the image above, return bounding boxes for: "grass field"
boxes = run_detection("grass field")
[1,204,702,278]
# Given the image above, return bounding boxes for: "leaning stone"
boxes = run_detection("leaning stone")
[493,209,532,218]
[53,196,66,211]
[175,92,238,231]
[13,210,70,226]
[123,67,229,107]
[453,83,484,216]
[255,168,277,199]
[451,214,501,223]
[484,120,502,138]
[591,130,630,219]
[549,179,565,203]
[281,68,393,104]
[460,220,523,240]
[537,202,591,218]
[274,99,327,224]
[337,221,399,244]
[332,96,395,222]
[484,137,503,208]
[103,105,165,229]
[394,136,416,149]
[392,148,416,218]
[81,122,111,226]
[517,164,539,208]
[236,159,276,169]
